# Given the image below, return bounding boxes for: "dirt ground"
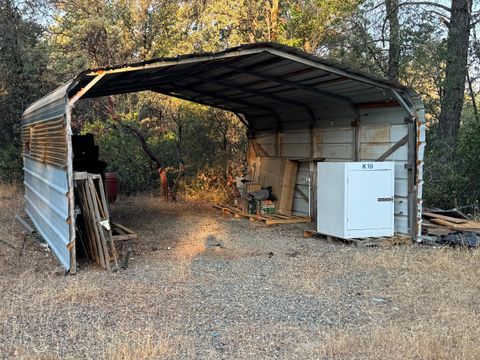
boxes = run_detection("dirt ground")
[1,184,480,360]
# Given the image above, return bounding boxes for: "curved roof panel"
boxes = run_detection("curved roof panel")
[23,42,416,131]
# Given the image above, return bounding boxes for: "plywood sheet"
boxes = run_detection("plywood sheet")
[277,160,298,215]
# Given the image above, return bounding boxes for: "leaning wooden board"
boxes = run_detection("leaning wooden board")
[277,160,298,216]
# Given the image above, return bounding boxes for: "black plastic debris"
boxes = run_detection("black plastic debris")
[436,232,480,248]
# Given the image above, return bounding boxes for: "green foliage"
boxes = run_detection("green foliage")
[424,108,480,210]
[81,120,160,194]
[81,98,247,197]
[0,143,23,183]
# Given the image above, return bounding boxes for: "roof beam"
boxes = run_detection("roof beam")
[225,64,354,105]
[79,54,265,98]
[182,75,317,125]
[151,89,251,129]
[150,83,283,130]
[224,64,360,124]
[265,48,395,90]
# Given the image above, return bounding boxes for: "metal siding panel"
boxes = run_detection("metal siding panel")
[359,107,410,235]
[255,132,276,156]
[281,130,311,158]
[22,82,70,125]
[316,144,354,160]
[23,152,70,270]
[314,127,354,160]
[360,125,390,143]
[292,161,311,216]
[360,143,408,161]
[394,215,409,234]
[394,197,408,216]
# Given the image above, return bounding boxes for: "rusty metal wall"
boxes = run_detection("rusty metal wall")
[21,83,72,271]
[21,118,67,168]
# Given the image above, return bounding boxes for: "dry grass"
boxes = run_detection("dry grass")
[1,183,480,359]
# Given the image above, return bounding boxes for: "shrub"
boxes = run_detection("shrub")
[0,144,23,184]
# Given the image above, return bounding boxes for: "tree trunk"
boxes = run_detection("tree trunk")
[438,0,472,141]
[269,0,279,42]
[385,0,400,81]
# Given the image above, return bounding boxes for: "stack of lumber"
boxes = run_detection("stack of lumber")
[422,211,480,236]
[74,172,119,271]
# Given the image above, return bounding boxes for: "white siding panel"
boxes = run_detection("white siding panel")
[314,127,354,160]
[394,215,409,234]
[360,125,390,143]
[255,132,276,156]
[282,130,311,158]
[394,178,408,197]
[360,143,408,161]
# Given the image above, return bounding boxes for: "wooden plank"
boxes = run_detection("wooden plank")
[375,134,408,162]
[112,222,136,235]
[265,217,311,225]
[422,212,468,224]
[431,218,480,231]
[95,175,119,269]
[74,172,89,180]
[112,234,137,241]
[277,160,298,216]
[78,180,102,266]
[86,178,110,270]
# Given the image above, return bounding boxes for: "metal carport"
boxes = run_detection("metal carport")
[21,42,426,272]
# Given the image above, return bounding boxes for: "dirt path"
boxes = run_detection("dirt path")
[1,191,480,359]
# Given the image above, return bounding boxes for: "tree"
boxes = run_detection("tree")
[438,0,473,142]
[385,0,400,81]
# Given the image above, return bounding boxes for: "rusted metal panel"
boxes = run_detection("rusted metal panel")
[21,118,67,168]
[412,94,426,241]
[21,83,71,271]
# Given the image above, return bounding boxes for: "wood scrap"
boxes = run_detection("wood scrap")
[422,212,468,224]
[422,210,480,236]
[74,172,119,271]
[214,204,311,226]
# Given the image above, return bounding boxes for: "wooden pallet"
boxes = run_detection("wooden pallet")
[213,204,311,226]
[303,230,411,248]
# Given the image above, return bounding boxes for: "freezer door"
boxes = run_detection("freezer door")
[346,169,394,231]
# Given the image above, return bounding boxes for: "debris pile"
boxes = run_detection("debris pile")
[422,210,480,247]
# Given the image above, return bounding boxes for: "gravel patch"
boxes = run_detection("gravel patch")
[1,193,480,359]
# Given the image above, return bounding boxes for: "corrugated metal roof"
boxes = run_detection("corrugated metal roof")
[23,42,416,131]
